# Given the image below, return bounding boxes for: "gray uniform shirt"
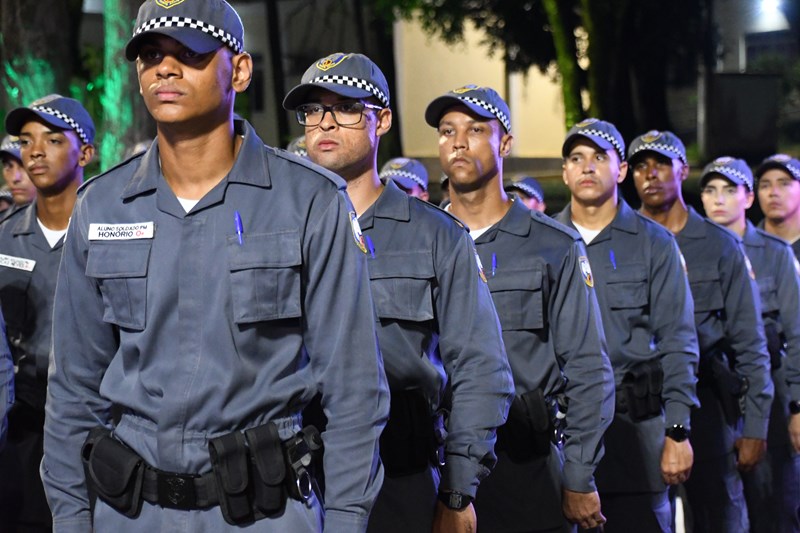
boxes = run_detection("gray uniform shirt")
[42,121,389,533]
[0,204,63,410]
[743,220,800,407]
[677,207,773,439]
[474,200,614,492]
[360,179,513,497]
[555,200,699,427]
[0,309,11,450]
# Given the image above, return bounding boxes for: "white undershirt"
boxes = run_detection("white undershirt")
[572,220,602,244]
[443,203,492,240]
[177,197,200,213]
[37,218,68,248]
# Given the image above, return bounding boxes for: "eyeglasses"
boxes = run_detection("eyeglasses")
[295,102,383,127]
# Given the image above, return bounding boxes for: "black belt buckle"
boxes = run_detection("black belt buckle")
[156,470,199,510]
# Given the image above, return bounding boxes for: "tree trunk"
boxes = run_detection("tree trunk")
[542,0,584,130]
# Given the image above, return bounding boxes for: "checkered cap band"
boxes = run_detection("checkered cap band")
[631,142,687,164]
[512,182,543,203]
[0,139,20,152]
[785,162,800,180]
[133,16,243,55]
[459,96,510,132]
[31,105,90,145]
[309,75,389,108]
[708,165,754,191]
[580,128,624,160]
[380,169,426,189]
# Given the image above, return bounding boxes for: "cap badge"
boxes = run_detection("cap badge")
[576,118,598,128]
[316,53,349,72]
[771,154,791,162]
[388,158,409,170]
[642,130,662,143]
[31,94,60,106]
[155,0,186,8]
[713,156,733,165]
[452,84,481,94]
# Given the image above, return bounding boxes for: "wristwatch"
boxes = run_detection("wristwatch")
[665,424,690,442]
[438,491,473,511]
[789,400,800,415]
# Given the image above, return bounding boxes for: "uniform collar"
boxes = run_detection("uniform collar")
[10,202,38,237]
[677,206,708,239]
[121,119,271,201]
[485,198,532,239]
[358,179,410,230]
[742,219,765,247]
[556,199,638,241]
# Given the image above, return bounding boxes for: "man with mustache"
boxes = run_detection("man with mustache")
[554,123,699,532]
[700,157,800,533]
[41,2,389,532]
[283,54,514,533]
[425,85,615,532]
[0,94,96,532]
[630,131,773,532]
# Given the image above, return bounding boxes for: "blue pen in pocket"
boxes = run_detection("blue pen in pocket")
[234,211,244,245]
[365,235,376,259]
[609,249,616,270]
[491,253,497,277]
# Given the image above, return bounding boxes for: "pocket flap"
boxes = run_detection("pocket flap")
[488,268,543,293]
[86,242,151,278]
[368,250,434,280]
[228,231,301,271]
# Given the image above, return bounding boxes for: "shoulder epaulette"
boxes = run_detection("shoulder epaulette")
[409,196,469,231]
[78,151,145,194]
[530,210,582,241]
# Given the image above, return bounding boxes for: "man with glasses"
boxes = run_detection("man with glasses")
[284,53,513,533]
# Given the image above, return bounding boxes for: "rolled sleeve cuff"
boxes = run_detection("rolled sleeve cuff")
[439,454,487,499]
[742,415,770,440]
[562,460,597,493]
[664,401,692,430]
[323,509,369,533]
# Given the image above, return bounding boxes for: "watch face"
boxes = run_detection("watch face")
[666,425,689,442]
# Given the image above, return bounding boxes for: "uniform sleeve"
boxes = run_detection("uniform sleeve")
[436,231,514,498]
[0,308,12,452]
[301,191,389,533]
[42,194,117,533]
[552,241,615,492]
[650,240,699,428]
[723,245,774,439]
[775,247,800,404]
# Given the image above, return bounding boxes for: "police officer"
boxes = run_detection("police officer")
[283,54,513,533]
[42,2,389,532]
[506,176,546,213]
[630,131,774,532]
[0,93,96,532]
[0,135,37,213]
[699,157,800,532]
[756,154,800,258]
[425,85,615,532]
[554,123,699,532]
[286,135,308,158]
[379,157,430,201]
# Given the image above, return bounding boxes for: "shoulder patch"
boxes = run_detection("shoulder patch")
[743,253,756,280]
[474,248,488,283]
[350,211,367,254]
[579,255,594,287]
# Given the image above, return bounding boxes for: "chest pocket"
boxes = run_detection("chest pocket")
[487,267,544,331]
[228,231,302,324]
[756,275,779,314]
[687,267,724,313]
[368,251,434,322]
[605,264,648,309]
[86,242,151,331]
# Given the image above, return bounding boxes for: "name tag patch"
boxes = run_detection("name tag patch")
[89,222,155,241]
[0,254,36,272]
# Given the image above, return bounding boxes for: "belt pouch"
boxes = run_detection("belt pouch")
[764,322,784,370]
[622,359,663,422]
[208,431,253,525]
[244,423,286,516]
[709,354,748,425]
[83,429,144,518]
[380,390,432,477]
[498,389,551,463]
